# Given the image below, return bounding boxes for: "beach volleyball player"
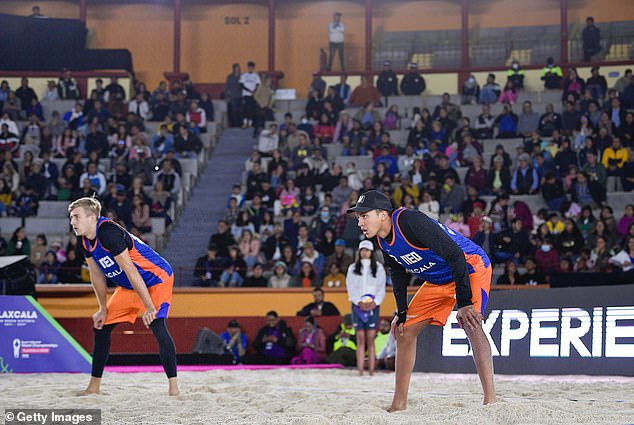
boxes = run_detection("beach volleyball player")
[69,197,179,396]
[347,190,496,411]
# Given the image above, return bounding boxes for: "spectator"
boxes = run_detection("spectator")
[268,261,291,288]
[582,151,607,199]
[15,78,37,112]
[16,184,39,217]
[479,73,501,104]
[542,171,567,211]
[291,316,327,365]
[519,257,546,285]
[220,320,248,364]
[376,60,399,97]
[57,69,80,100]
[59,249,83,283]
[602,137,628,182]
[327,314,357,366]
[219,245,247,287]
[30,233,48,269]
[498,81,518,105]
[128,92,150,121]
[239,61,261,128]
[131,194,151,233]
[582,16,601,62]
[7,227,30,256]
[494,104,518,138]
[243,263,268,287]
[38,251,61,284]
[538,103,562,137]
[0,123,19,156]
[461,74,480,105]
[507,60,525,89]
[193,245,224,287]
[291,261,320,288]
[515,101,539,139]
[400,63,426,96]
[511,153,539,195]
[496,261,521,285]
[622,147,634,191]
[438,174,465,214]
[541,57,563,89]
[345,239,386,375]
[562,68,586,102]
[348,76,381,108]
[586,66,608,100]
[209,220,236,259]
[561,102,581,137]
[250,311,296,365]
[535,239,560,277]
[614,69,632,95]
[617,205,634,239]
[42,80,59,101]
[327,12,345,71]
[609,236,634,272]
[297,287,340,316]
[474,104,495,139]
[557,219,585,258]
[174,126,202,158]
[154,160,181,197]
[323,262,346,288]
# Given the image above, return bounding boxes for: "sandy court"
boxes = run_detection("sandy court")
[1,369,633,425]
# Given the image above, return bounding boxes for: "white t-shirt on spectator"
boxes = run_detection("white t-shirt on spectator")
[240,72,261,97]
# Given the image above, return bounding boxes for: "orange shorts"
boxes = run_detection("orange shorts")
[404,265,491,327]
[105,276,174,325]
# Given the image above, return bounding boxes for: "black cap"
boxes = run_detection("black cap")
[346,190,393,214]
[228,319,240,328]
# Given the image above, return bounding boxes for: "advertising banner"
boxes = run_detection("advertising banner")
[0,296,91,373]
[415,285,634,376]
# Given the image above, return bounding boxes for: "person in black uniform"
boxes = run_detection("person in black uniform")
[377,60,399,104]
[400,63,426,96]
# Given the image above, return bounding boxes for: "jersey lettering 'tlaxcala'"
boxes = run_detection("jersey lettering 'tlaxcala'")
[377,208,491,313]
[81,217,173,290]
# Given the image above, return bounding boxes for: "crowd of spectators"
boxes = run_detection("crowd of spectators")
[0,70,213,283]
[195,61,634,288]
[217,307,395,370]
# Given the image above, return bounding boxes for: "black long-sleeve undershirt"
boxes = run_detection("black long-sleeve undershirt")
[382,209,473,313]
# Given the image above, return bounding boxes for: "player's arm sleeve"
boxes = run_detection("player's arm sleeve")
[384,251,410,313]
[401,211,473,308]
[97,222,130,256]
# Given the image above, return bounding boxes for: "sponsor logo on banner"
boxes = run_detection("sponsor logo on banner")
[442,306,634,358]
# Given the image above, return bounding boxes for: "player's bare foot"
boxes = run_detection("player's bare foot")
[386,403,406,413]
[483,396,497,405]
[79,377,101,396]
[358,370,364,376]
[168,378,180,396]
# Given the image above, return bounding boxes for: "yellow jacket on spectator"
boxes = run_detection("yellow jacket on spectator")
[393,183,420,206]
[601,146,628,169]
[547,220,565,234]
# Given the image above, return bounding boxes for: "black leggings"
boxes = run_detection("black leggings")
[91,318,177,378]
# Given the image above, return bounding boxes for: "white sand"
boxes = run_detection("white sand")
[1,369,633,425]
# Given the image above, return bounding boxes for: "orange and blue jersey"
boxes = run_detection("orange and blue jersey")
[82,217,173,290]
[378,207,490,285]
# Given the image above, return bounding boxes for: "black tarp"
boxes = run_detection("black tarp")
[0,13,133,73]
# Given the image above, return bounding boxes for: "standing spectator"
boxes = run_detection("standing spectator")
[327,12,345,71]
[291,316,327,365]
[15,78,37,113]
[239,61,261,128]
[220,320,247,364]
[582,16,601,62]
[400,63,426,96]
[376,60,398,98]
[614,69,632,95]
[345,239,386,376]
